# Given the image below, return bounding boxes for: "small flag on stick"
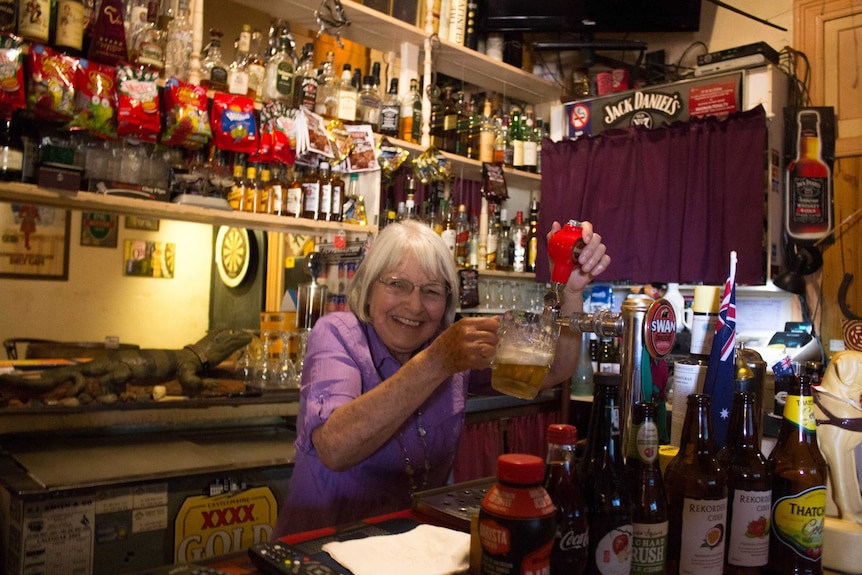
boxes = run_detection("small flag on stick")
[702,251,737,450]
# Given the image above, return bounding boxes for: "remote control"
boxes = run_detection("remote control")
[248,541,337,575]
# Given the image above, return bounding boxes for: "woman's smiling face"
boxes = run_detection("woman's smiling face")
[367,257,448,364]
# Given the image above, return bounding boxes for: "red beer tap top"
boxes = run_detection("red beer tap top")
[548,220,585,284]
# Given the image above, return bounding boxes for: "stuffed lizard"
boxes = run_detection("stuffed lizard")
[0,329,253,397]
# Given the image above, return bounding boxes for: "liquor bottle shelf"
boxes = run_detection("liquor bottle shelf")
[232,0,560,104]
[0,182,378,235]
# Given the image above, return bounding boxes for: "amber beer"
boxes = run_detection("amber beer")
[491,358,551,400]
[665,393,727,575]
[767,374,827,575]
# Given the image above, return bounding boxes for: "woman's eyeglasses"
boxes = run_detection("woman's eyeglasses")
[377,276,451,303]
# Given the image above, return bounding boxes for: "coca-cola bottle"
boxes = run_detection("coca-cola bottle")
[717,390,771,574]
[544,423,588,575]
[580,374,633,574]
[626,401,669,575]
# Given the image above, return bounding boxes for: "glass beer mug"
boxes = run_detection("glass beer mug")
[490,309,559,399]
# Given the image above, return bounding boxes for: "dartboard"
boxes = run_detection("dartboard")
[215,226,250,288]
[844,320,862,352]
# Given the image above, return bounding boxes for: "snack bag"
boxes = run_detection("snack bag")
[116,63,161,142]
[211,92,257,154]
[161,77,211,149]
[69,58,117,139]
[0,34,26,118]
[251,101,295,165]
[27,44,77,121]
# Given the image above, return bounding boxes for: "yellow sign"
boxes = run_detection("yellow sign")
[174,486,278,563]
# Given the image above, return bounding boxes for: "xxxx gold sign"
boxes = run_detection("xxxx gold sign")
[174,486,278,563]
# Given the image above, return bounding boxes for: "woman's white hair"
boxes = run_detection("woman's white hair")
[347,220,460,327]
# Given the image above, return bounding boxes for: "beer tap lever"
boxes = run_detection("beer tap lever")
[545,220,586,319]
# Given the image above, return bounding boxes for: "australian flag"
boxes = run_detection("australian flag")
[702,251,737,450]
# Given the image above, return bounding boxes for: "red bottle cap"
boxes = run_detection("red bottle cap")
[496,454,545,485]
[547,423,578,445]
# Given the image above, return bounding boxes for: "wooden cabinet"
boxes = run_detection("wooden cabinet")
[795,0,862,352]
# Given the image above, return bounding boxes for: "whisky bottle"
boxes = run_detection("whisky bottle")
[164,0,192,81]
[357,75,381,131]
[293,43,318,111]
[263,34,297,105]
[284,166,303,218]
[336,64,357,123]
[399,78,421,143]
[54,0,85,56]
[510,107,524,171]
[200,28,229,92]
[786,110,833,241]
[227,25,252,96]
[301,166,320,220]
[522,105,537,173]
[329,164,344,222]
[245,28,266,102]
[478,99,495,164]
[318,161,332,222]
[379,78,400,138]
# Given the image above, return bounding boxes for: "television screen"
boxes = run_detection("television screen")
[477,0,702,34]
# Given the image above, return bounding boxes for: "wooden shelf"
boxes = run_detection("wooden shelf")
[386,136,543,191]
[237,0,560,104]
[0,182,378,235]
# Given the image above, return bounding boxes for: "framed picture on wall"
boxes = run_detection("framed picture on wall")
[0,203,71,280]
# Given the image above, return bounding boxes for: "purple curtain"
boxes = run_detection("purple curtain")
[535,106,768,285]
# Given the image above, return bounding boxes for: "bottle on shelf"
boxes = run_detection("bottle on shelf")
[318,161,332,222]
[164,0,192,81]
[269,166,285,216]
[441,87,458,153]
[522,105,538,173]
[329,164,344,222]
[242,164,261,213]
[315,51,338,117]
[767,373,827,575]
[336,64,357,123]
[200,28,229,92]
[440,200,457,259]
[245,28,266,101]
[510,210,529,273]
[293,43,318,111]
[131,0,165,72]
[263,34,297,105]
[526,199,539,272]
[626,401,669,575]
[717,390,771,574]
[570,333,594,396]
[258,167,273,214]
[494,115,509,165]
[0,0,16,33]
[544,423,588,575]
[581,374,633,574]
[496,209,512,271]
[485,203,499,270]
[399,78,421,143]
[54,0,86,57]
[510,107,524,171]
[284,166,303,218]
[227,161,245,210]
[301,165,320,220]
[227,24,252,96]
[598,337,621,375]
[536,118,545,174]
[17,0,52,44]
[665,393,728,575]
[357,75,381,131]
[671,285,721,447]
[455,203,470,268]
[0,115,24,182]
[379,78,400,138]
[478,99,495,164]
[454,91,470,157]
[429,87,445,149]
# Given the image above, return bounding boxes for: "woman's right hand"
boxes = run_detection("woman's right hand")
[426,316,500,375]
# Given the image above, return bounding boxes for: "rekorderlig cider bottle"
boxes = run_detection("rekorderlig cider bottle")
[665,393,727,575]
[718,390,771,574]
[767,374,827,575]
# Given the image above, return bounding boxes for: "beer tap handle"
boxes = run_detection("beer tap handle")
[544,220,586,316]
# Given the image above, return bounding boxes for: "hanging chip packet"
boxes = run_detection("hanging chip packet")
[69,58,117,139]
[211,92,258,154]
[0,34,26,119]
[116,64,161,142]
[161,77,211,149]
[27,44,77,121]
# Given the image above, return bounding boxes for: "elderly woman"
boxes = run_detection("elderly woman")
[273,219,610,537]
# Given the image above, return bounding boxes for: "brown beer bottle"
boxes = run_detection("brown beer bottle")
[626,401,669,575]
[544,424,588,575]
[717,390,771,573]
[665,393,727,575]
[580,374,632,574]
[767,374,827,575]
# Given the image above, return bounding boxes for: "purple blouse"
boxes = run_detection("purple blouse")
[273,312,487,538]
